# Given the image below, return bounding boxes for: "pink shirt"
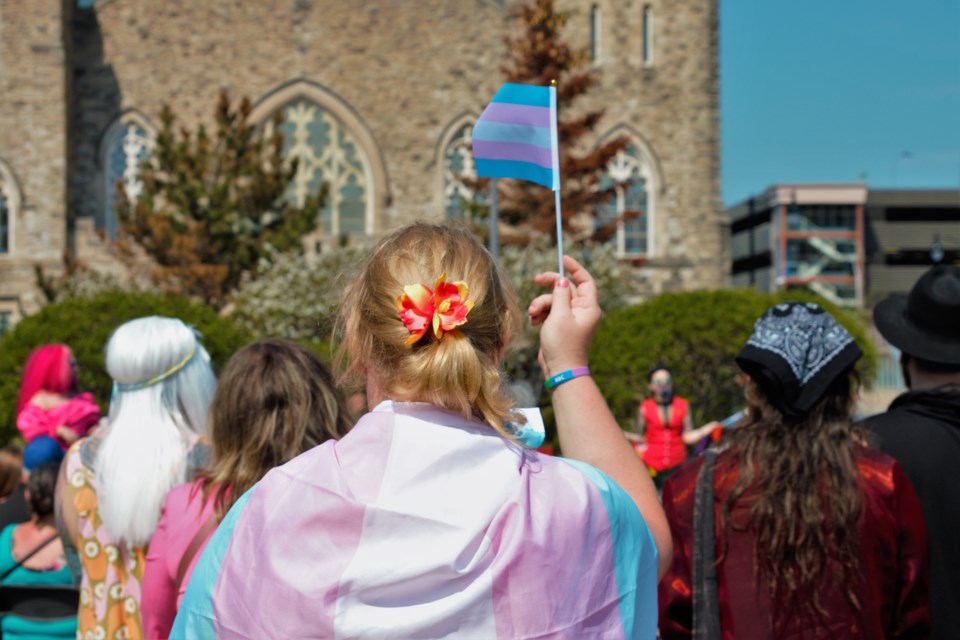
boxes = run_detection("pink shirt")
[17,393,100,446]
[141,480,217,640]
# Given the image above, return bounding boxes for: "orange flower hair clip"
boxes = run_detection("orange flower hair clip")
[396,273,474,345]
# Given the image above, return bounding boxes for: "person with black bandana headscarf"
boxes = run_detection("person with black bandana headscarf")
[659,301,930,638]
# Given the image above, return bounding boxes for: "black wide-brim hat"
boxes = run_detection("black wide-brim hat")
[874,264,960,366]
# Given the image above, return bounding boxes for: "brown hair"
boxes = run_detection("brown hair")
[0,450,21,500]
[335,223,522,435]
[720,371,865,631]
[202,339,352,519]
[26,462,58,518]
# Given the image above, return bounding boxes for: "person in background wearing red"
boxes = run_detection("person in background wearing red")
[626,366,718,488]
[16,344,100,450]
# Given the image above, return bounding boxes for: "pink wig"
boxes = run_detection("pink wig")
[17,344,77,414]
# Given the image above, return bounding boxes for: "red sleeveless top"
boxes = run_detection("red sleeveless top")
[641,396,689,472]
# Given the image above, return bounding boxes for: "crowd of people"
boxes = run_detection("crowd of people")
[0,220,955,638]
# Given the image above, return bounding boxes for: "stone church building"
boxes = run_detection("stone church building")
[0,0,726,329]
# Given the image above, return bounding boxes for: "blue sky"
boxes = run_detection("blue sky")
[720,0,960,205]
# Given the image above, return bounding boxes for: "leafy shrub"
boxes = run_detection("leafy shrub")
[590,289,878,433]
[231,247,366,342]
[232,239,633,369]
[0,291,254,444]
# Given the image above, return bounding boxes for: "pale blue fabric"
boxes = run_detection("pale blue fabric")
[560,459,659,639]
[170,490,253,640]
[490,83,552,108]
[474,159,556,190]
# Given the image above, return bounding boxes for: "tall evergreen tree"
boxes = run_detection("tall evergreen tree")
[116,91,323,307]
[498,0,629,241]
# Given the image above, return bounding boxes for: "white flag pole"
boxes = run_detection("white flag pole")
[554,189,564,277]
[549,80,564,279]
[489,179,500,259]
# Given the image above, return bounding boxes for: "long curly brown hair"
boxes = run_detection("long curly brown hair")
[720,371,866,632]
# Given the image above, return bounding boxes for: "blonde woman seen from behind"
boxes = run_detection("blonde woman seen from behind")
[141,339,352,639]
[56,317,216,640]
[174,222,669,639]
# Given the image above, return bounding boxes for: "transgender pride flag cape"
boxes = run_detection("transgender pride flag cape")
[172,402,658,639]
[472,83,560,190]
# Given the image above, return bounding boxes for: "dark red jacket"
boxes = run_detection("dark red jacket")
[659,447,930,639]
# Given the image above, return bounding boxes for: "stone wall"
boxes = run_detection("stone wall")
[558,0,728,292]
[0,0,70,319]
[69,0,514,236]
[0,0,726,322]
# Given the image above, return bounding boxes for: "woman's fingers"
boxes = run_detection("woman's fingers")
[528,293,553,325]
[532,271,564,290]
[562,255,597,302]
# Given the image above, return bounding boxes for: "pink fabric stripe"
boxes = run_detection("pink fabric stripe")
[488,453,626,639]
[480,102,552,128]
[210,414,395,639]
[472,140,554,168]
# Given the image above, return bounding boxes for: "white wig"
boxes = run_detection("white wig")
[97,316,217,548]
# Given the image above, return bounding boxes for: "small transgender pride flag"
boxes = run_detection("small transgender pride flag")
[472,83,560,191]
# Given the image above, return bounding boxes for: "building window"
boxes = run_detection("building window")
[442,123,483,221]
[267,98,370,238]
[787,204,856,231]
[598,145,650,256]
[0,186,8,255]
[0,158,19,255]
[0,311,9,335]
[590,5,601,63]
[875,352,906,389]
[103,120,153,239]
[642,5,653,66]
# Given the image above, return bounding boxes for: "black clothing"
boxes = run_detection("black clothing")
[0,483,31,531]
[866,386,960,640]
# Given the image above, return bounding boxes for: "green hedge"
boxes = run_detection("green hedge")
[590,289,877,433]
[0,291,254,445]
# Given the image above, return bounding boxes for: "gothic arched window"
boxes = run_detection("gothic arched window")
[0,185,9,255]
[266,98,370,238]
[442,123,482,221]
[597,144,651,256]
[0,158,20,255]
[102,116,153,238]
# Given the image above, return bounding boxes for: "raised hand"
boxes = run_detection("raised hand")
[528,255,602,377]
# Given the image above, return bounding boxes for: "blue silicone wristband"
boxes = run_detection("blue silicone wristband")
[544,366,591,390]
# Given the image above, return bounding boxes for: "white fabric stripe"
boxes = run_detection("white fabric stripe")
[334,403,518,638]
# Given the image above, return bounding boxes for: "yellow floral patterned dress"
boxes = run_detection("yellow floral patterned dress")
[63,440,146,640]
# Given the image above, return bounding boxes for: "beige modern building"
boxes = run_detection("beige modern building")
[727,184,960,415]
[727,184,960,308]
[0,0,727,330]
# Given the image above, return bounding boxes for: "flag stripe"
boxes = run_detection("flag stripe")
[478,103,552,128]
[475,158,557,190]
[171,489,254,640]
[491,83,552,108]
[472,140,554,168]
[560,459,658,638]
[549,86,560,189]
[472,120,553,149]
